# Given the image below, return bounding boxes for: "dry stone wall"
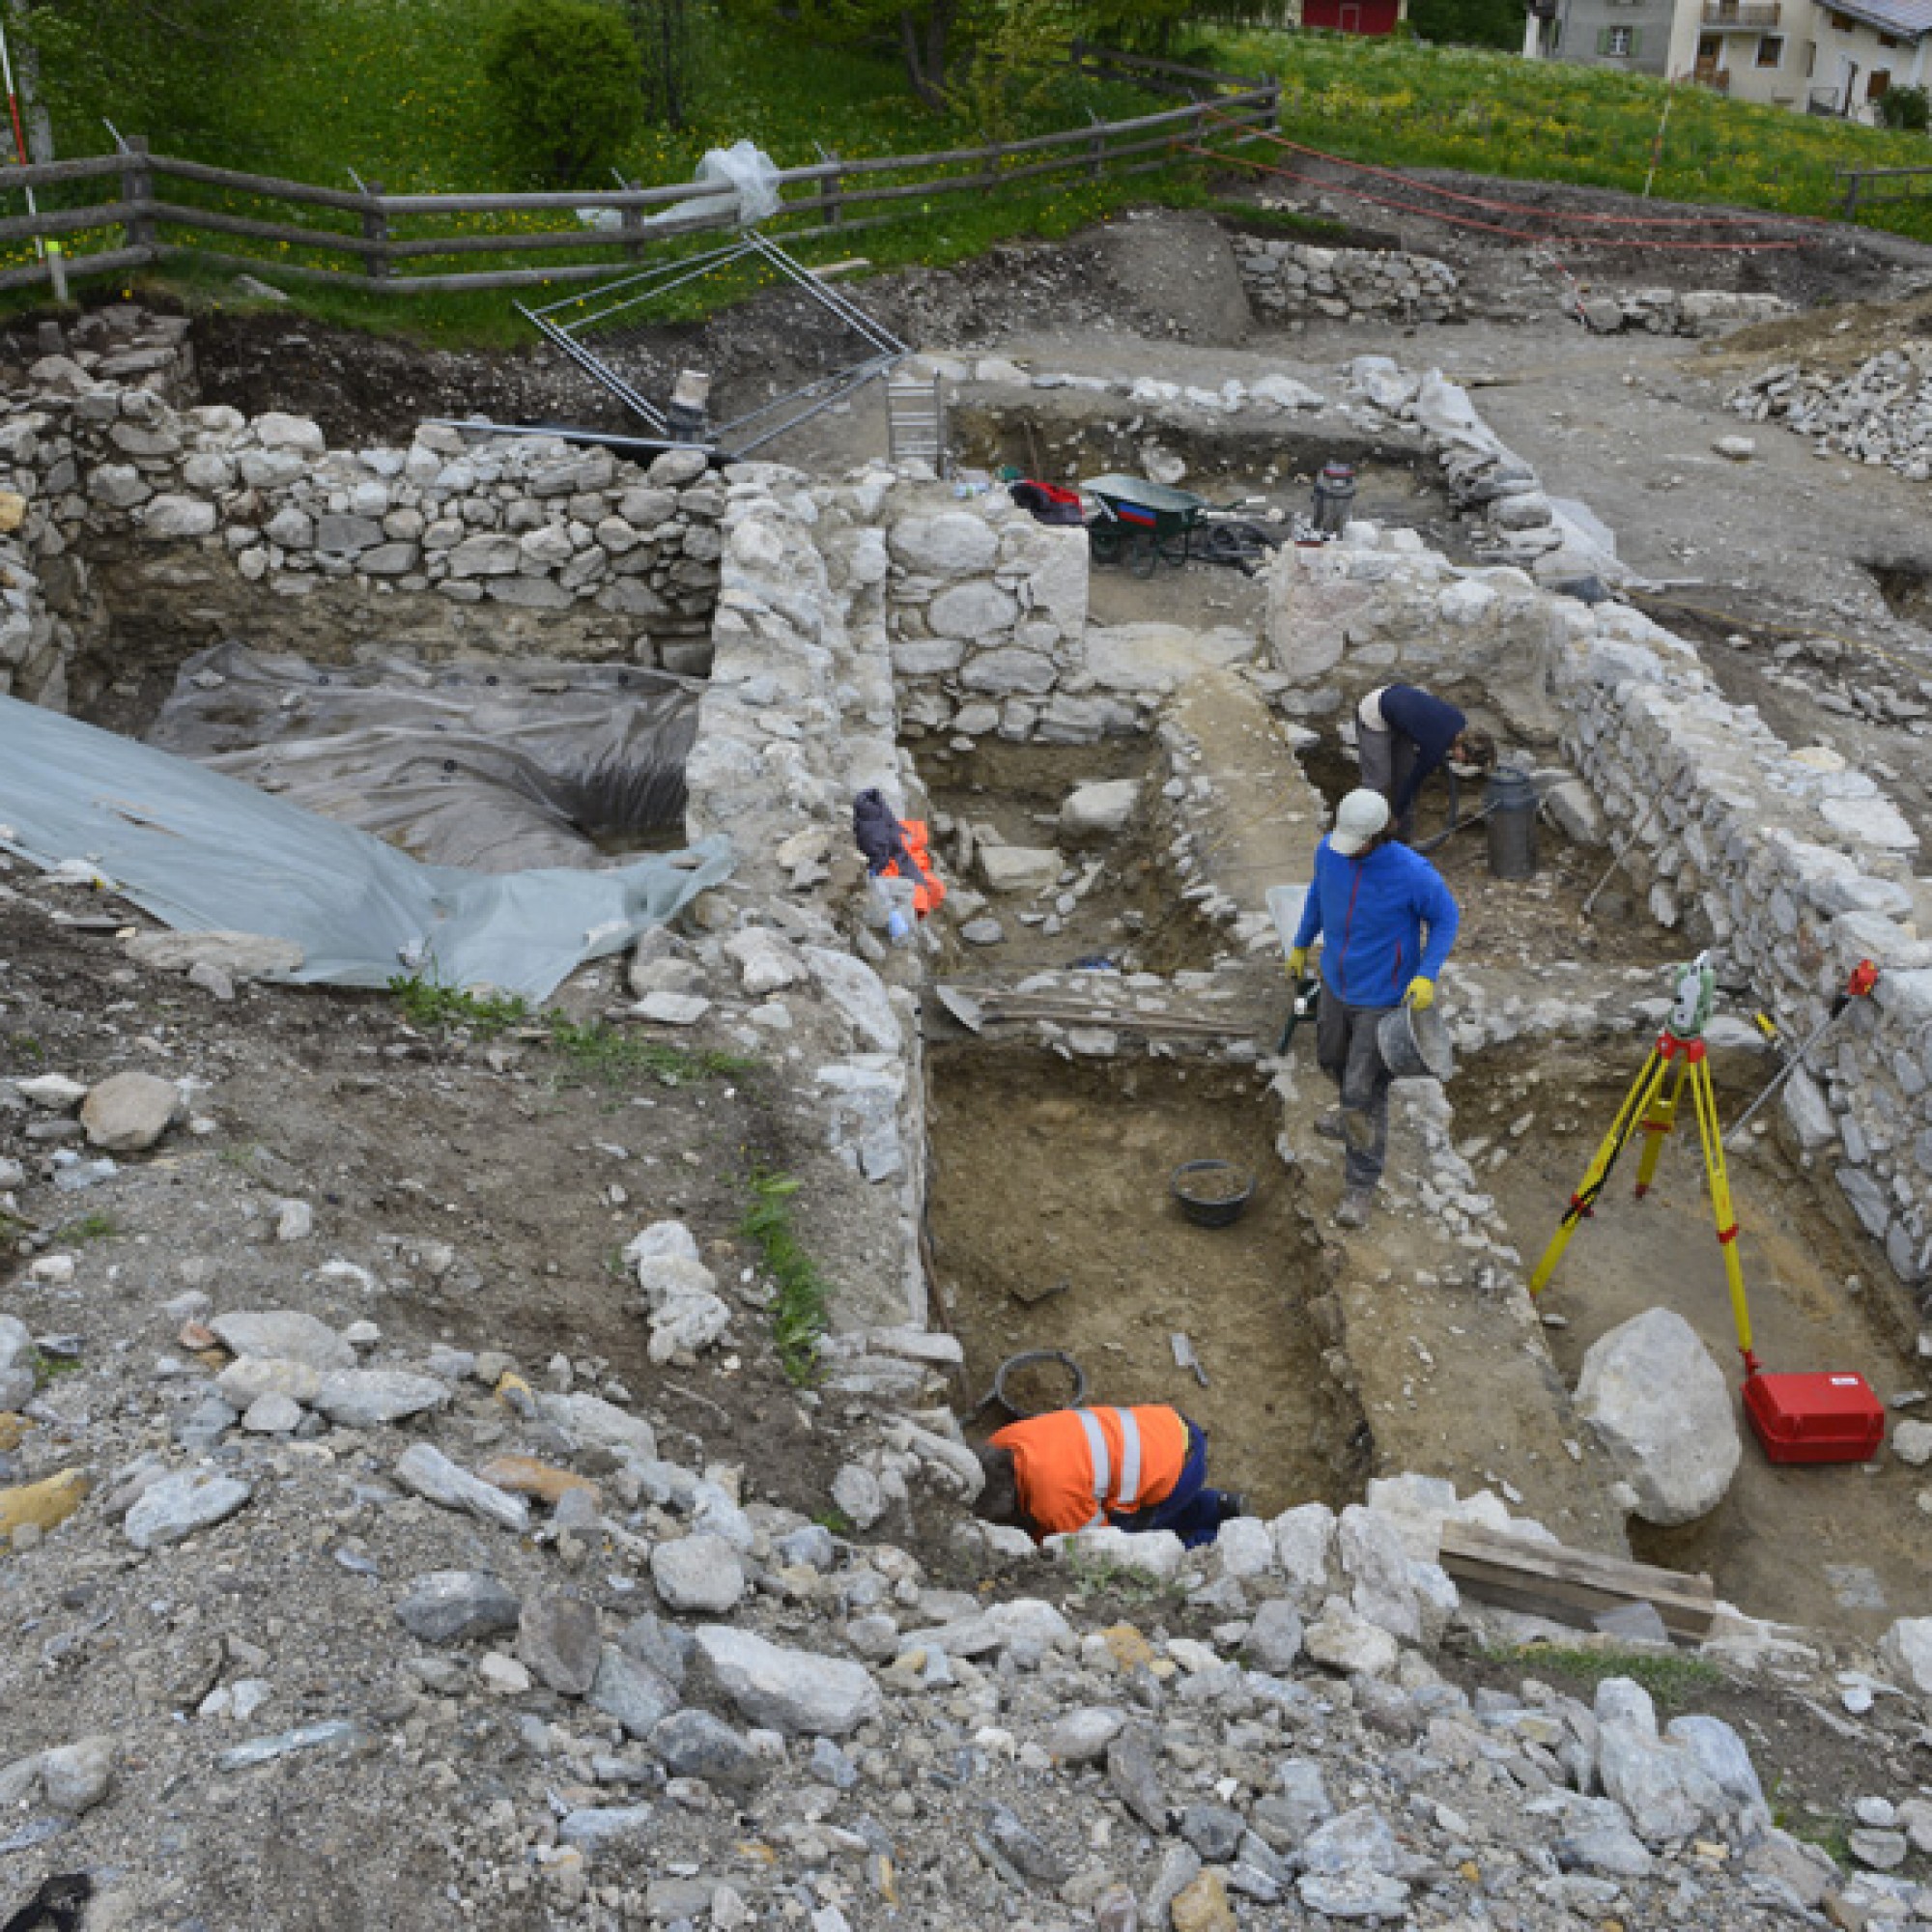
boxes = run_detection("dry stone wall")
[0,307,725,706]
[1263,495,1932,1304]
[1234,238,1464,324]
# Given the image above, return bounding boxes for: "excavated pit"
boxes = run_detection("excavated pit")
[1463,1044,1923,1637]
[926,1045,1367,1516]
[1293,734,1685,977]
[910,734,1220,978]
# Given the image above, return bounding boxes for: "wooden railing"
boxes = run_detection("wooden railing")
[1838,161,1932,217]
[1700,2,1780,28]
[0,70,1281,299]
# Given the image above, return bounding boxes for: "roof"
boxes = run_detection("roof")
[1818,0,1932,40]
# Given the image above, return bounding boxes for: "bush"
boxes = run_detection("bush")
[483,0,645,186]
[1878,85,1930,133]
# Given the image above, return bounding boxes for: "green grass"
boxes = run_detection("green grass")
[739,1169,831,1385]
[388,973,530,1038]
[1203,27,1932,242]
[59,1212,118,1244]
[542,1013,752,1088]
[30,1350,82,1390]
[1488,1641,1726,1712]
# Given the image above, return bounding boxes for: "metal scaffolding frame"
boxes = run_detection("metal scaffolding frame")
[516,230,907,458]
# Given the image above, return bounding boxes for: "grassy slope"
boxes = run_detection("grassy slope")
[1208,28,1932,239]
[9,3,1931,342]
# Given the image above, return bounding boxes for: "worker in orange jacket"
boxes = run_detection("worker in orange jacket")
[973,1404,1241,1548]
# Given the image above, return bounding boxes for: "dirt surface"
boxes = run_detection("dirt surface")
[0,884,836,1510]
[925,1046,1364,1517]
[1472,1050,1925,1636]
[913,735,1218,978]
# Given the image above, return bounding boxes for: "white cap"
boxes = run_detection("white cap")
[1329,787,1391,858]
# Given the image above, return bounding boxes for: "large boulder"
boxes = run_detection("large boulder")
[1575,1308,1741,1526]
[692,1626,880,1736]
[79,1071,180,1151]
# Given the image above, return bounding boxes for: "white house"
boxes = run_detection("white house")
[1528,0,1932,120]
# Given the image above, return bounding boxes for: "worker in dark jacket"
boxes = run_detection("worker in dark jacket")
[1356,684,1494,839]
[1287,787,1461,1230]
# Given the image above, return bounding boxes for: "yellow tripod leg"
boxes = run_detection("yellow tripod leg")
[1689,1054,1759,1375]
[1633,1055,1689,1200]
[1529,1047,1671,1298]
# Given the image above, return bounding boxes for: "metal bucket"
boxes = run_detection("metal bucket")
[1484,767,1539,880]
[1311,461,1357,536]
[1378,999,1455,1081]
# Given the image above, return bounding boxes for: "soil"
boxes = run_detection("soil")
[1469,1049,1926,1637]
[912,734,1220,978]
[0,882,842,1517]
[924,1046,1363,1518]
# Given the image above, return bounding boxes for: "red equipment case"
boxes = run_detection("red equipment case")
[1743,1371,1886,1465]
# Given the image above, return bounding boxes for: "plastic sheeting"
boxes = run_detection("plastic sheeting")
[647,140,782,229]
[0,694,733,1001]
[148,643,701,874]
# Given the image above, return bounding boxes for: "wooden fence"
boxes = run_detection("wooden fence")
[0,78,1280,301]
[1837,162,1932,220]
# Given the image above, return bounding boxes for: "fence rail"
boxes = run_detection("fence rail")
[0,69,1279,300]
[1837,162,1932,217]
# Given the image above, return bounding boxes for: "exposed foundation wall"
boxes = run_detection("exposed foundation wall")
[0,308,725,708]
[1264,508,1932,1305]
[1234,239,1465,324]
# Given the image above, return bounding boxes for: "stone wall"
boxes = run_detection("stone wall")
[1233,239,1464,325]
[0,307,725,707]
[877,494,1121,743]
[1264,497,1932,1305]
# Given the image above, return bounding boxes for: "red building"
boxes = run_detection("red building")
[1300,0,1407,31]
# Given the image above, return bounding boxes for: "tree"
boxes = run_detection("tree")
[484,0,645,187]
[1406,0,1523,49]
[618,0,709,130]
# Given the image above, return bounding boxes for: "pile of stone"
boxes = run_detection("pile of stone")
[1577,288,1789,338]
[1232,238,1464,325]
[1728,346,1932,484]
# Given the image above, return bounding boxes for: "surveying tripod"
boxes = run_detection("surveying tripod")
[1527,954,1759,1375]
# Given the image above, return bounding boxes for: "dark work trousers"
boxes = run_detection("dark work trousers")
[1110,1420,1228,1548]
[1356,724,1420,838]
[1316,986,1395,1190]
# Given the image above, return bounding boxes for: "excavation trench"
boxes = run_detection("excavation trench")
[1462,1042,1924,1637]
[910,733,1220,979]
[926,1044,1367,1517]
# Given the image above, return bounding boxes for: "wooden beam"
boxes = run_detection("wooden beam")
[1438,1521,1717,1642]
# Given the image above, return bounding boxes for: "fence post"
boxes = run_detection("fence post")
[1841,171,1860,219]
[620,179,644,260]
[1087,110,1105,181]
[815,144,843,227]
[121,135,155,259]
[1266,78,1282,133]
[361,179,390,282]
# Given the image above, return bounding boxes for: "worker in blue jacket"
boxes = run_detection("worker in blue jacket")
[1356,684,1494,840]
[1286,787,1461,1230]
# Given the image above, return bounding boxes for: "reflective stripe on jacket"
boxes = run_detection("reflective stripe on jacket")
[989,1405,1190,1540]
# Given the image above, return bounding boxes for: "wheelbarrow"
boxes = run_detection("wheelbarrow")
[1083,474,1238,578]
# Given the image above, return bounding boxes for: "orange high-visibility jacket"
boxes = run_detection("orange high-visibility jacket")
[877,818,946,918]
[990,1405,1189,1539]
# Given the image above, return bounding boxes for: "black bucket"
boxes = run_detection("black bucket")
[1485,767,1539,880]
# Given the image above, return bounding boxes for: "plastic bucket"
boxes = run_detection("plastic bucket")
[1378,1000,1454,1081]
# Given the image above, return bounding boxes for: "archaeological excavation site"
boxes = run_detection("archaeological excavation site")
[11,188,1932,1932]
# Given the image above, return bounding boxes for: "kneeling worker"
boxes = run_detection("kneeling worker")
[1286,786,1461,1231]
[974,1404,1239,1549]
[1356,683,1494,840]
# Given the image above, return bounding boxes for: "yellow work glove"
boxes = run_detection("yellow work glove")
[1406,976,1435,1010]
[1285,947,1308,980]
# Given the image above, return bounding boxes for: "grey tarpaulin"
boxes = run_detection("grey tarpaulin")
[0,695,734,1001]
[147,643,702,874]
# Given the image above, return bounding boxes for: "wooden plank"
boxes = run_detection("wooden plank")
[0,243,154,295]
[1438,1521,1717,1641]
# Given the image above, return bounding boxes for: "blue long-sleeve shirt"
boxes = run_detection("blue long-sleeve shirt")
[1378,685,1465,820]
[1292,837,1461,1008]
